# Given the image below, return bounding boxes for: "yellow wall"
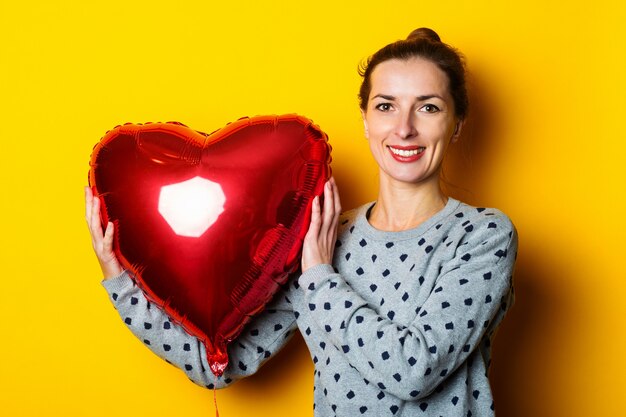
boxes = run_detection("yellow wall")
[1,1,624,416]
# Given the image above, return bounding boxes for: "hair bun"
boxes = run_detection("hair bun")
[406,27,441,42]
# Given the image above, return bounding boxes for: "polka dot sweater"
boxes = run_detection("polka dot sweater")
[103,197,518,416]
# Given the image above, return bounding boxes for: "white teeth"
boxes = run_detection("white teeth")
[389,146,425,157]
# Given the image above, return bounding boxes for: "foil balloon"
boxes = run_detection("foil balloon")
[89,115,331,377]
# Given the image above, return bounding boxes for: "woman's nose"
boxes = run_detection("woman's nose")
[394,111,417,139]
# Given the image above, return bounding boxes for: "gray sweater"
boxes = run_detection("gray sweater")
[103,197,517,416]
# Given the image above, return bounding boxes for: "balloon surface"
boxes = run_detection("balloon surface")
[89,115,331,377]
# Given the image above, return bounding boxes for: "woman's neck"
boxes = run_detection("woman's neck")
[368,175,448,232]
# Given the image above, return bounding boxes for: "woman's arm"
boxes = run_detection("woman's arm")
[300,218,517,400]
[102,270,298,388]
[299,184,518,400]
[87,187,298,388]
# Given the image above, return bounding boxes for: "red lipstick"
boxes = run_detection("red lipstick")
[387,145,425,163]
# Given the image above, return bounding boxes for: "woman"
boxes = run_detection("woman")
[87,28,517,416]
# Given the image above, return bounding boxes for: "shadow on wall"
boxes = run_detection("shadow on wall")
[490,239,579,417]
[445,73,572,417]
[441,69,507,206]
[490,251,559,417]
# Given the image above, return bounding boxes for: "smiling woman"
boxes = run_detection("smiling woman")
[88,27,518,417]
[358,27,468,232]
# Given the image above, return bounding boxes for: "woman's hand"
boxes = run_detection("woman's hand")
[301,177,342,273]
[85,186,123,280]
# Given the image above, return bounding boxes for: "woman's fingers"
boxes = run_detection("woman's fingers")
[322,178,341,243]
[320,181,335,238]
[84,186,123,279]
[85,186,93,226]
[303,195,321,246]
[330,177,341,228]
[90,195,104,245]
[308,195,322,237]
[301,178,341,272]
[103,222,115,254]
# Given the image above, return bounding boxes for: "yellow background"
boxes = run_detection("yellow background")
[1,1,624,416]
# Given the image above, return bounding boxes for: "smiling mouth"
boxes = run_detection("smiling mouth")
[387,146,426,157]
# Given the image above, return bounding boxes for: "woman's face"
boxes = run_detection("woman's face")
[362,57,461,187]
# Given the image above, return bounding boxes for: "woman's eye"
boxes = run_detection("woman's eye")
[375,103,393,112]
[420,104,440,113]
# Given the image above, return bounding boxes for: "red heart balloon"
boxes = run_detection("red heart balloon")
[89,115,331,376]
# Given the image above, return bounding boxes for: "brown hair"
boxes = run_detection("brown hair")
[358,28,468,119]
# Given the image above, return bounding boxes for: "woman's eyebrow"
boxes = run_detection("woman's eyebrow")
[416,94,444,101]
[372,94,445,101]
[371,94,396,101]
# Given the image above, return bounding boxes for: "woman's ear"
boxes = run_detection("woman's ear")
[361,109,369,139]
[451,119,464,143]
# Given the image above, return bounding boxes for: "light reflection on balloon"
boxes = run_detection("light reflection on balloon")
[158,176,225,238]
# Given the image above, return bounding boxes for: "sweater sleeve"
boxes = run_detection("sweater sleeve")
[102,271,298,389]
[298,218,517,401]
